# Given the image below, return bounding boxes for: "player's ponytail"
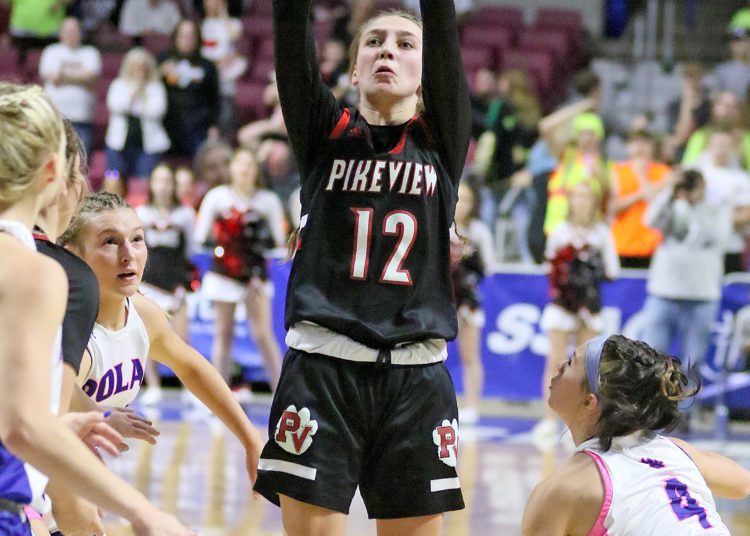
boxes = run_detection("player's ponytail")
[594,335,700,451]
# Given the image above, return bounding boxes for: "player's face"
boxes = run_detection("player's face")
[79,208,148,300]
[548,345,589,419]
[352,16,423,107]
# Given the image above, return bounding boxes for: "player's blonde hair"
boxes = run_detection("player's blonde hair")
[0,83,65,211]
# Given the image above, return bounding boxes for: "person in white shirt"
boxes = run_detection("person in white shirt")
[694,128,750,272]
[39,17,101,156]
[201,0,246,137]
[104,47,170,194]
[523,334,750,536]
[119,0,182,40]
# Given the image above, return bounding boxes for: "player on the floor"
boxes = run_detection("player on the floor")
[253,2,470,535]
[522,334,750,535]
[60,191,264,483]
[0,82,190,536]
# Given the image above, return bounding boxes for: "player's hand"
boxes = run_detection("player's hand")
[243,425,264,484]
[104,406,160,449]
[131,509,193,536]
[60,411,122,458]
[52,493,105,536]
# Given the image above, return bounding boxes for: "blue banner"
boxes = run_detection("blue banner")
[177,260,750,406]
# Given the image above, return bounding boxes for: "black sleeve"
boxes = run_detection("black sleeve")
[273,0,340,174]
[35,242,100,374]
[420,0,471,183]
[203,59,221,128]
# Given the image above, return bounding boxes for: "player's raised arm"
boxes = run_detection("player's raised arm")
[273,0,339,172]
[419,0,471,182]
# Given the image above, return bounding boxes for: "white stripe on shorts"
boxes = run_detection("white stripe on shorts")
[430,477,461,492]
[258,458,318,481]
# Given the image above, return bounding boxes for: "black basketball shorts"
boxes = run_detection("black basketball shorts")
[253,349,465,519]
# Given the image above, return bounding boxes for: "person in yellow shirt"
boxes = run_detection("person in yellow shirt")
[544,112,612,235]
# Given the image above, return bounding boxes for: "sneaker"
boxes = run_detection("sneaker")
[531,418,559,451]
[460,407,480,425]
[139,386,162,406]
[232,385,253,405]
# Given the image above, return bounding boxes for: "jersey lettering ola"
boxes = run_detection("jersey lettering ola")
[578,434,729,535]
[83,298,149,407]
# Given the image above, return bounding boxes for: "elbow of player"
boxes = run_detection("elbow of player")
[1,413,39,457]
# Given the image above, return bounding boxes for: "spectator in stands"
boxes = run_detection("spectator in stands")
[535,179,620,449]
[331,0,376,46]
[469,68,498,140]
[201,0,246,137]
[478,69,539,231]
[258,138,299,221]
[104,47,170,195]
[682,90,750,170]
[319,38,349,99]
[175,165,199,208]
[119,0,182,42]
[159,18,220,158]
[544,112,612,235]
[693,128,750,273]
[7,0,70,65]
[713,9,750,101]
[193,138,232,200]
[640,169,730,377]
[237,77,287,150]
[69,0,118,36]
[611,130,671,268]
[662,63,711,163]
[39,17,101,156]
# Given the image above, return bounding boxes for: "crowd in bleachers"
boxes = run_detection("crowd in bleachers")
[4,0,750,401]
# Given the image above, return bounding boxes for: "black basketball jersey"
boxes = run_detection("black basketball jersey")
[137,205,195,292]
[275,0,471,349]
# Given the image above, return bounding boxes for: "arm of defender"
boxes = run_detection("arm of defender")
[670,437,750,499]
[134,294,264,482]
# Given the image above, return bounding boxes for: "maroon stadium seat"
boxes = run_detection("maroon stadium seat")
[142,33,171,56]
[235,80,268,124]
[469,6,524,29]
[460,46,493,73]
[100,52,123,79]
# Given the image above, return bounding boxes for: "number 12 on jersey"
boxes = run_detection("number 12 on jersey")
[351,208,417,285]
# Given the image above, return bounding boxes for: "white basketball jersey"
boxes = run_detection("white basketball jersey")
[578,434,729,536]
[0,219,63,501]
[82,298,149,407]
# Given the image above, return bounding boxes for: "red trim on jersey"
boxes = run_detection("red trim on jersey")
[329,109,351,140]
[388,115,418,155]
[33,232,49,241]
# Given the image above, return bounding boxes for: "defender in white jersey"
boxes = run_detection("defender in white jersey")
[61,191,264,484]
[523,334,750,536]
[0,83,190,536]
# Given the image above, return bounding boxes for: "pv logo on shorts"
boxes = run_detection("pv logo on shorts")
[432,419,459,467]
[274,405,318,455]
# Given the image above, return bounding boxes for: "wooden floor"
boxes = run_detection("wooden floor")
[102,391,750,536]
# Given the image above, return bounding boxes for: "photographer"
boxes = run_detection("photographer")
[639,169,731,373]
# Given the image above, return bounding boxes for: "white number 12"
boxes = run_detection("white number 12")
[350,208,417,285]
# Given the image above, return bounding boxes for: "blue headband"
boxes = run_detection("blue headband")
[584,335,609,395]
